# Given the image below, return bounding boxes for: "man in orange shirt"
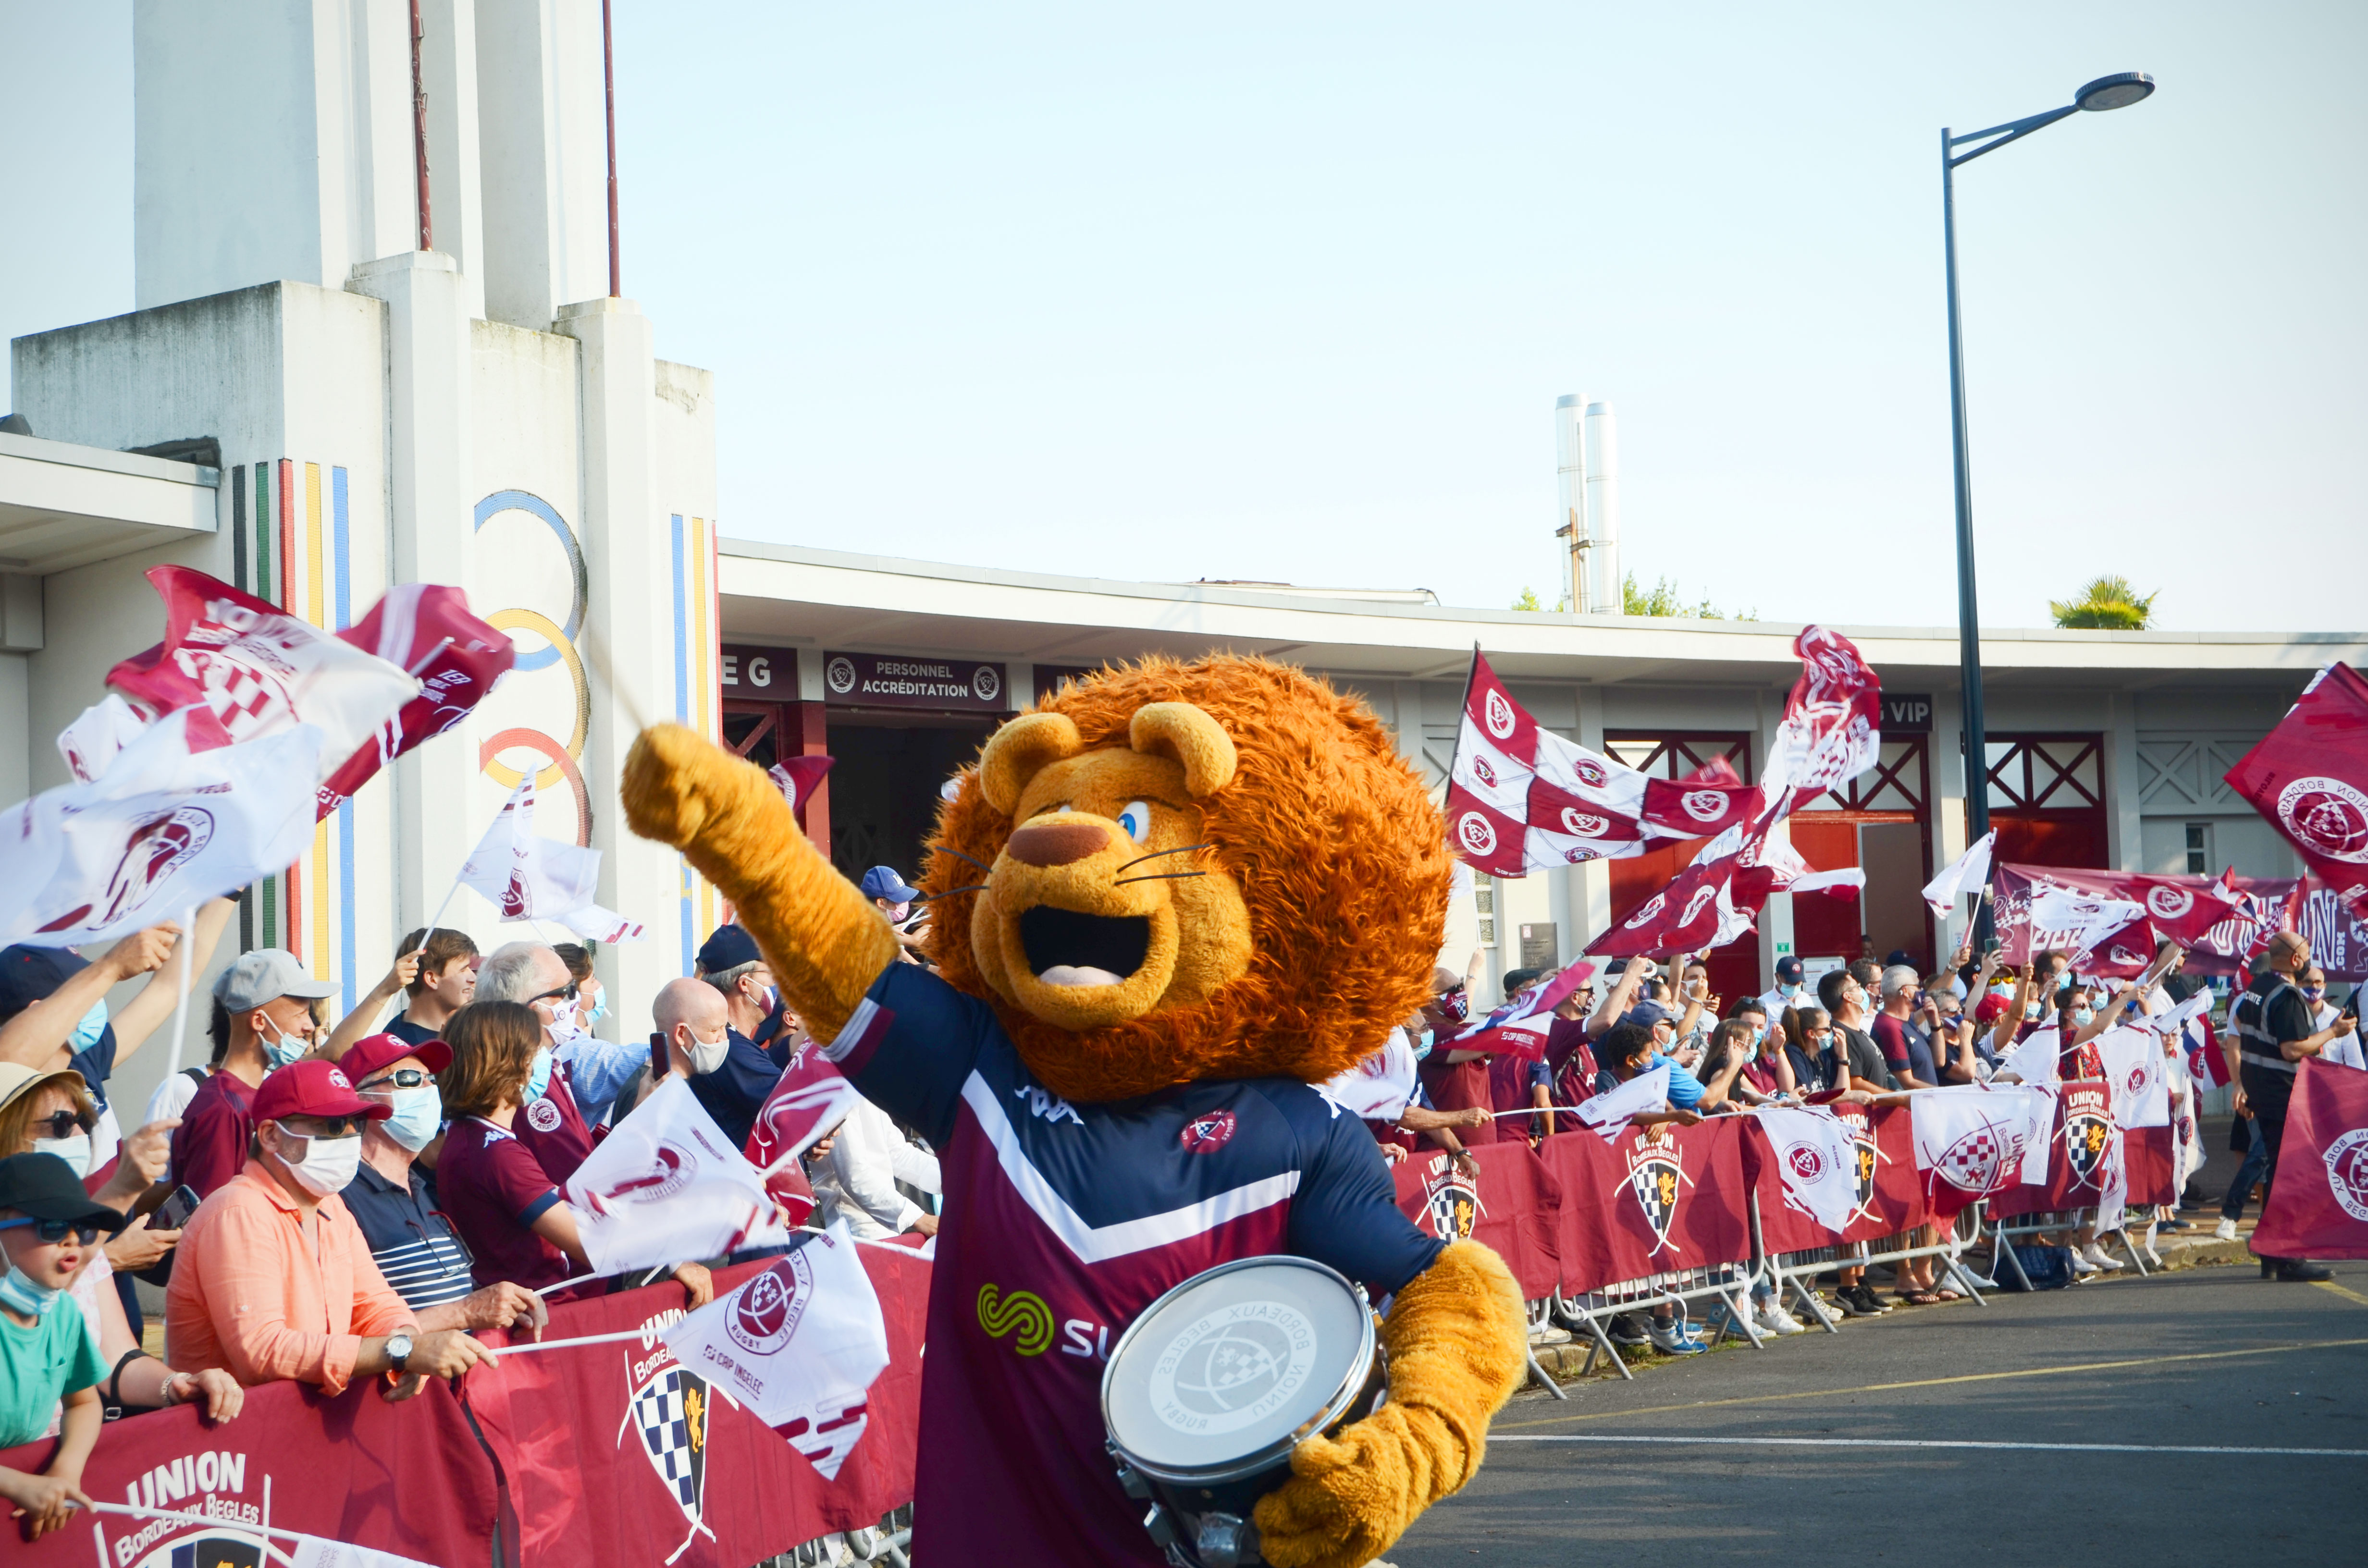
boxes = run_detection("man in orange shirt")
[165,1059,488,1397]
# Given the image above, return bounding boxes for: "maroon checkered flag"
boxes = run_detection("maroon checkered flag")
[1444,650,1653,876]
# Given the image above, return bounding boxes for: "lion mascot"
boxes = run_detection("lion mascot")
[622,655,1527,1568]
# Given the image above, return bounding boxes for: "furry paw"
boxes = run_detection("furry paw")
[622,723,737,849]
[1251,1409,1417,1568]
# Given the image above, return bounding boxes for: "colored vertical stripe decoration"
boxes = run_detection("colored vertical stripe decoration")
[277,460,301,961]
[333,466,355,1012]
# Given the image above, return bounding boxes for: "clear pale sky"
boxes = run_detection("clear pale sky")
[4,2,2361,632]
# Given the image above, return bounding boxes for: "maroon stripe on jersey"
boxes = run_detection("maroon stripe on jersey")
[834,1002,897,1078]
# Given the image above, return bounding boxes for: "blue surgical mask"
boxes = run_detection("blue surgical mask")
[525,1046,554,1104]
[2073,1007,2096,1027]
[259,1014,308,1070]
[1413,1028,1434,1059]
[0,1265,63,1319]
[585,995,610,1025]
[375,1086,443,1153]
[70,1001,107,1053]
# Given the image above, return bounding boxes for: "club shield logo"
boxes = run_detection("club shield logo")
[1624,1124,1689,1255]
[2323,1129,2368,1222]
[1416,1154,1481,1241]
[726,1252,812,1356]
[1483,688,1517,741]
[2278,776,2368,862]
[1681,789,1729,823]
[2062,1084,2115,1189]
[1560,808,1611,837]
[2146,884,2194,920]
[1456,810,1498,858]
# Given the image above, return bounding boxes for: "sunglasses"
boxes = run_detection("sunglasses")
[29,1111,93,1141]
[279,1116,368,1139]
[530,983,581,1006]
[0,1216,103,1246]
[359,1069,435,1091]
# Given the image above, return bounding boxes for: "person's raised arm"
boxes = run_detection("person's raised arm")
[323,947,420,1059]
[1588,956,1649,1040]
[107,899,236,1059]
[1988,963,2033,1057]
[0,923,179,1069]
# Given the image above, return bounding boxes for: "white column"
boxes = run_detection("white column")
[420,0,489,320]
[476,0,611,330]
[2104,691,2143,872]
[558,296,673,1013]
[348,250,478,943]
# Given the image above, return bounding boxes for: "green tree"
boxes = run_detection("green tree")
[1621,572,1750,621]
[2049,574,2157,630]
[1511,587,1544,611]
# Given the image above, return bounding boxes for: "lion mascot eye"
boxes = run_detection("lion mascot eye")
[1115,801,1152,843]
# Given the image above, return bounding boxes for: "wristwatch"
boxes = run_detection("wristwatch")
[385,1332,414,1373]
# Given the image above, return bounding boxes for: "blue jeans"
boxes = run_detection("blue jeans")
[2221,1117,2269,1221]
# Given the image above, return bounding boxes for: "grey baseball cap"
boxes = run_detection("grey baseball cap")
[212,948,338,1013]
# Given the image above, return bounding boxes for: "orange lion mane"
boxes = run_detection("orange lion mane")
[921,655,1452,1104]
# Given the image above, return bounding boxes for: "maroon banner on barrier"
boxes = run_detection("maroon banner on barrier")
[1991,1081,2122,1219]
[1745,1103,1926,1256]
[2,1360,498,1567]
[1537,1118,1751,1293]
[1393,1139,1563,1299]
[2125,1124,2177,1209]
[469,1245,931,1568]
[2251,1061,2368,1260]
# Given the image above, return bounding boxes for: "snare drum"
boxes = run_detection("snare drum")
[1101,1255,1383,1568]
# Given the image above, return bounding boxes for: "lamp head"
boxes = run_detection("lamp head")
[2074,72,2155,112]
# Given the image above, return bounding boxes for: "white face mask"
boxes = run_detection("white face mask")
[544,1007,588,1049]
[273,1128,364,1197]
[31,1134,91,1179]
[686,1027,730,1076]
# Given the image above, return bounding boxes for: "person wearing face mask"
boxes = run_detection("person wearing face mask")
[861,866,930,965]
[1414,956,1495,1144]
[471,943,645,1177]
[1755,955,1809,1021]
[0,1152,127,1536]
[693,924,817,1114]
[335,1033,549,1331]
[643,977,779,1147]
[170,949,339,1203]
[165,1059,492,1396]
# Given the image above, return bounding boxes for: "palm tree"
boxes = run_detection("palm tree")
[2049,574,2157,630]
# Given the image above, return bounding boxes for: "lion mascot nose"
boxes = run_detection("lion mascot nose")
[1004,822,1110,868]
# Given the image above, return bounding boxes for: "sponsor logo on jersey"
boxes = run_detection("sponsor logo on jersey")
[977,1284,1056,1356]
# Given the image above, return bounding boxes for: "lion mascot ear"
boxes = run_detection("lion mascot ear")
[1128,702,1236,797]
[979,711,1085,815]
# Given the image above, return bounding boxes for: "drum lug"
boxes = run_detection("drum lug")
[1142,1501,1182,1554]
[1194,1511,1258,1568]
[1112,1452,1155,1501]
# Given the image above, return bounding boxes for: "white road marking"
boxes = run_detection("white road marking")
[1494,1434,2367,1458]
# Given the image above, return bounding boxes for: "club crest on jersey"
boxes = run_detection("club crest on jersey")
[1624,1125,1688,1255]
[1414,1153,1480,1242]
[1180,1108,1236,1152]
[524,1095,564,1133]
[2061,1083,2115,1188]
[2323,1129,2368,1223]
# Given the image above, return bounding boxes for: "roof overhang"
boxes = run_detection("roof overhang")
[718,541,2366,694]
[0,431,219,575]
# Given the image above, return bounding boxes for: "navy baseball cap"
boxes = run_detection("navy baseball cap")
[1774,956,1805,983]
[0,945,93,1026]
[859,866,920,904]
[1622,1001,1672,1033]
[697,924,763,974]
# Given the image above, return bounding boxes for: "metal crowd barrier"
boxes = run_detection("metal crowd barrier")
[763,1505,913,1568]
[1752,1195,1989,1332]
[1545,1259,1765,1382]
[1983,1206,2150,1286]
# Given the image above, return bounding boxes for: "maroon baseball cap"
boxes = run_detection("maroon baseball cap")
[252,1059,389,1124]
[339,1032,453,1085]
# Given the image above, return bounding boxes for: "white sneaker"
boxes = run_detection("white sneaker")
[1755,1303,1807,1336]
[2082,1243,2125,1272]
[1648,1321,1708,1355]
[2068,1250,2099,1276]
[2214,1218,2239,1241]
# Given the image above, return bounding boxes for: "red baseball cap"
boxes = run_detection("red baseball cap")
[338,1032,453,1085]
[1973,994,2010,1025]
[252,1059,389,1124]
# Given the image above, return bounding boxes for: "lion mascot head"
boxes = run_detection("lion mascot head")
[920,654,1450,1103]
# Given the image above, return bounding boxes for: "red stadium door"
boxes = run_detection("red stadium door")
[1986,734,2109,870]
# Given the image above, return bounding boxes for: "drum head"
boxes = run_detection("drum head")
[1104,1256,1372,1478]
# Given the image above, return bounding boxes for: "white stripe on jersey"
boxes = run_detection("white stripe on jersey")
[959,1072,1299,1264]
[372,1235,476,1309]
[822,997,882,1062]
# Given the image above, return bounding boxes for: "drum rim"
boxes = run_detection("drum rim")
[1100,1253,1377,1486]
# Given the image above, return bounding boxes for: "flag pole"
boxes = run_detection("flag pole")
[163,904,197,1079]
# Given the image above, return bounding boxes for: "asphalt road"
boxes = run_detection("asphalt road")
[1386,1259,2368,1565]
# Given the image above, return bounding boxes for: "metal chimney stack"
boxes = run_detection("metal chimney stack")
[1554,394,1590,611]
[1584,401,1620,615]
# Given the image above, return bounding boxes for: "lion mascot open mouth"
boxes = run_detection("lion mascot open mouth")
[624,654,1527,1568]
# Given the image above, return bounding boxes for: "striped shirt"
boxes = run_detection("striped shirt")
[338,1158,476,1311]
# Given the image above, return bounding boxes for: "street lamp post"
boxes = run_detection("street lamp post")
[1941,71,2154,946]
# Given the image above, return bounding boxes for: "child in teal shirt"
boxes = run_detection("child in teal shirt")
[0,1152,124,1541]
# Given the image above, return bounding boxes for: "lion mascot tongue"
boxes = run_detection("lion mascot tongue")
[623,655,1527,1568]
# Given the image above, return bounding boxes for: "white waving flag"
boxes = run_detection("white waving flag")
[565,1077,786,1274]
[455,774,644,939]
[0,710,322,948]
[1754,1104,1859,1232]
[664,1225,891,1481]
[1574,1063,1671,1141]
[1923,831,1996,916]
[1995,1027,2061,1090]
[1912,1084,2054,1197]
[2025,888,2147,956]
[2094,1025,2171,1129]
[1318,1027,1421,1122]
